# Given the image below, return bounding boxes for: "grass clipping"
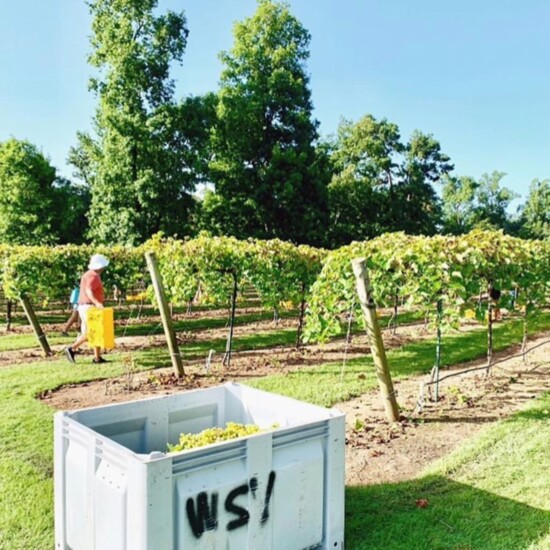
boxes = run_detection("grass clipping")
[168,422,278,452]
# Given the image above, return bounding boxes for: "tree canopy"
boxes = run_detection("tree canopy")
[0,139,57,245]
[519,179,550,240]
[70,0,199,245]
[206,0,329,245]
[1,1,545,246]
[326,115,453,246]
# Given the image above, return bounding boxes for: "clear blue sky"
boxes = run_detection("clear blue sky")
[2,0,549,207]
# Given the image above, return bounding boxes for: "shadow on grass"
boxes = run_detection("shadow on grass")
[131,330,298,370]
[346,475,550,550]
[116,310,298,338]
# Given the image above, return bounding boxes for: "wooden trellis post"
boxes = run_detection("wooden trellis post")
[351,258,400,423]
[20,294,52,357]
[145,252,184,377]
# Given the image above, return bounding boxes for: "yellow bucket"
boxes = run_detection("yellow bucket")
[87,307,115,350]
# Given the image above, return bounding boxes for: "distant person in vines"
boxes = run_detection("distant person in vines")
[64,254,109,364]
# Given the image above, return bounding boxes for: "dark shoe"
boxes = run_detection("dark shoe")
[92,357,109,364]
[64,347,76,364]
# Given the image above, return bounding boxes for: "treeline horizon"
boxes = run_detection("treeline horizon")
[1,0,548,248]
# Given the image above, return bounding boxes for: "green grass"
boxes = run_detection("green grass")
[0,333,73,352]
[0,358,151,549]
[345,393,550,549]
[117,307,298,337]
[1,313,550,549]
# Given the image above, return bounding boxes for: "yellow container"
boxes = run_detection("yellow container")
[87,307,115,350]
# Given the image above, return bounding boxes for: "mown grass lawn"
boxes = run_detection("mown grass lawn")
[345,393,550,549]
[0,313,549,549]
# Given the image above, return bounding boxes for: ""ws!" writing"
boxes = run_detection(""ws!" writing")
[186,471,276,539]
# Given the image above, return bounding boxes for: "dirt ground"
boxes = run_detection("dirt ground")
[339,333,550,485]
[35,321,550,487]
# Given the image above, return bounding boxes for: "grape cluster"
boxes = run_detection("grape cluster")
[168,422,261,452]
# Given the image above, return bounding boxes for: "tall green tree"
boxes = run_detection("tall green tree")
[518,179,550,239]
[396,130,452,234]
[330,116,402,191]
[441,174,479,234]
[208,0,328,245]
[50,178,91,244]
[472,171,518,231]
[71,0,194,244]
[0,139,57,244]
[327,116,448,245]
[441,171,517,234]
[326,115,402,245]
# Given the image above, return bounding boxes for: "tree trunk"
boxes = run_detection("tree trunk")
[387,291,399,336]
[521,310,528,364]
[6,300,13,331]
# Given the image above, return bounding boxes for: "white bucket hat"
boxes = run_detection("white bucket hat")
[88,254,109,270]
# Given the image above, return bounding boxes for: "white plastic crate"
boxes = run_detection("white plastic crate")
[54,382,345,549]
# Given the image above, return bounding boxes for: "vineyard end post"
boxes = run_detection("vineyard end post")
[20,293,52,357]
[145,252,184,377]
[351,258,400,423]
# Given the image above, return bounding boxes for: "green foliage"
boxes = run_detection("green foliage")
[147,233,325,312]
[519,179,550,240]
[1,245,146,301]
[208,0,329,245]
[0,139,57,245]
[441,174,479,234]
[472,171,518,231]
[442,171,519,235]
[246,239,325,309]
[2,230,547,354]
[50,178,90,244]
[327,117,451,246]
[73,0,201,244]
[396,130,451,234]
[305,230,550,342]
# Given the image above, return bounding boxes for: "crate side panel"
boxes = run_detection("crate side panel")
[94,460,128,549]
[175,456,249,549]
[64,437,94,550]
[270,438,325,550]
[91,417,147,453]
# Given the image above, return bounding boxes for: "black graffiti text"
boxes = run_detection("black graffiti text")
[186,471,277,539]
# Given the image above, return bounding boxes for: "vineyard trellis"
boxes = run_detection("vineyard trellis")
[0,235,326,364]
[0,230,547,384]
[305,230,550,405]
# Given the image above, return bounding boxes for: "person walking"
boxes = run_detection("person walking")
[60,284,81,336]
[65,254,110,364]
